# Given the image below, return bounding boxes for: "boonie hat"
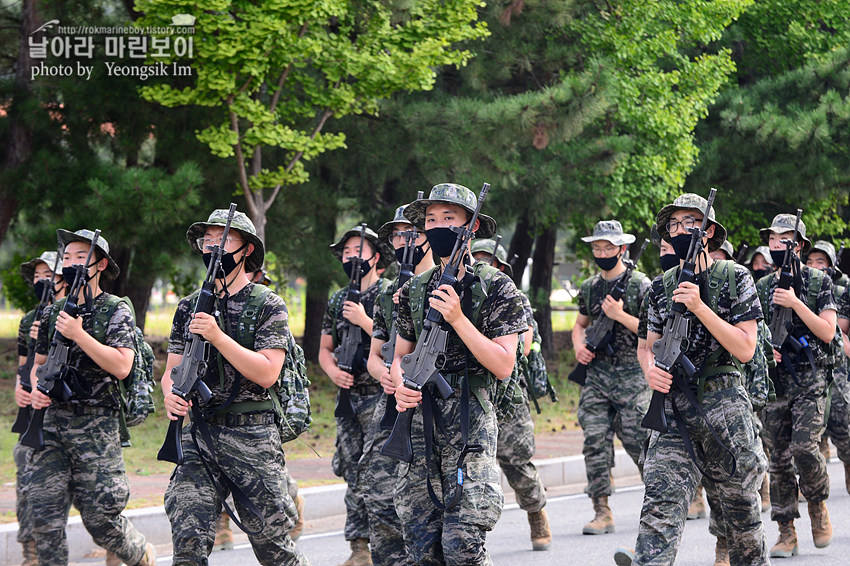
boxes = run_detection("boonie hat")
[759,214,812,253]
[656,193,727,252]
[56,229,120,281]
[187,209,265,273]
[471,238,512,278]
[808,240,837,267]
[403,183,497,239]
[20,251,59,286]
[580,220,636,247]
[329,225,394,269]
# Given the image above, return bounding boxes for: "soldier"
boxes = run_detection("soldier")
[365,204,434,565]
[836,273,850,493]
[161,210,307,565]
[470,238,552,551]
[618,193,769,566]
[29,230,156,566]
[390,183,526,565]
[573,220,651,535]
[807,241,850,490]
[748,246,775,282]
[319,225,392,566]
[758,215,836,558]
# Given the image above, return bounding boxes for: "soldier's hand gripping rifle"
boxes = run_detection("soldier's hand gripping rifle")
[333,223,368,419]
[642,190,717,433]
[768,210,803,354]
[22,231,101,449]
[569,239,649,386]
[157,204,237,465]
[13,250,62,435]
[382,183,490,463]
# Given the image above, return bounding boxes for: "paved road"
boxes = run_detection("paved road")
[70,459,850,566]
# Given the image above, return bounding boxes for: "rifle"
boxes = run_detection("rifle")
[569,238,649,386]
[735,244,749,265]
[333,223,368,419]
[22,231,101,450]
[157,204,237,465]
[767,210,803,353]
[379,196,424,431]
[488,236,502,267]
[642,190,716,433]
[832,241,845,280]
[382,183,490,463]
[13,249,63,435]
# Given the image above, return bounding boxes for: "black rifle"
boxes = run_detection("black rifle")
[642,190,716,433]
[382,183,489,463]
[333,223,368,419]
[768,210,803,352]
[569,239,649,386]
[735,244,749,265]
[13,249,63,435]
[158,204,237,465]
[379,201,423,431]
[22,231,101,449]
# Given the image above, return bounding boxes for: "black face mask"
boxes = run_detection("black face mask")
[395,244,429,266]
[343,256,374,279]
[425,227,458,258]
[33,279,50,302]
[669,233,694,261]
[660,254,680,272]
[594,255,620,271]
[62,260,98,287]
[203,242,248,278]
[770,249,789,267]
[752,268,771,281]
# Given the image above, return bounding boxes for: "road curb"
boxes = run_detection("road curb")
[0,450,639,564]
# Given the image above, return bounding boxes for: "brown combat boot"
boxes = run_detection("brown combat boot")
[136,543,156,566]
[337,538,373,566]
[760,473,771,512]
[106,549,123,566]
[21,540,37,566]
[770,521,798,558]
[290,494,305,540]
[687,485,707,520]
[527,508,552,550]
[582,496,615,535]
[808,500,833,548]
[213,512,234,551]
[714,536,730,566]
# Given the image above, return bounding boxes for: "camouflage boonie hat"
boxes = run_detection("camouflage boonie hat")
[809,240,836,267]
[402,183,497,239]
[580,220,636,246]
[329,225,394,269]
[656,193,727,252]
[748,245,775,267]
[759,213,811,253]
[471,238,513,278]
[187,209,265,273]
[718,240,734,260]
[20,251,59,286]
[377,204,423,242]
[56,229,120,281]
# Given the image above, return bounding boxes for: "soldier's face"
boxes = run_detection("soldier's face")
[389,223,425,251]
[667,210,715,240]
[659,240,674,257]
[768,231,800,254]
[806,251,831,271]
[33,262,54,284]
[343,236,376,264]
[709,251,728,261]
[203,227,247,254]
[64,242,106,279]
[590,241,622,258]
[425,204,479,232]
[752,253,770,271]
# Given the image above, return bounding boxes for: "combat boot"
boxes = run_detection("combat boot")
[808,500,833,548]
[582,496,615,535]
[106,549,123,566]
[769,520,798,558]
[687,485,706,520]
[613,547,634,566]
[21,540,37,566]
[714,536,730,566]
[759,473,771,512]
[213,512,234,551]
[337,538,372,566]
[527,508,552,551]
[136,543,156,566]
[290,494,305,540]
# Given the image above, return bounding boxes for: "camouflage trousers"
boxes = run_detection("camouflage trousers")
[164,420,307,566]
[764,365,830,522]
[333,388,382,541]
[577,360,649,498]
[823,365,850,463]
[394,386,503,566]
[634,379,768,566]
[496,399,546,513]
[23,407,147,566]
[14,441,34,544]
[356,393,409,566]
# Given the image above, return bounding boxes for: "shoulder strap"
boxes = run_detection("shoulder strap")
[233,284,272,349]
[409,266,439,338]
[91,294,133,343]
[806,267,824,312]
[470,262,501,326]
[756,273,773,324]
[624,271,646,315]
[705,260,736,312]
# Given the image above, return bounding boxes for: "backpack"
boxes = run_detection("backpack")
[51,295,157,446]
[756,266,845,373]
[663,260,776,410]
[523,316,556,403]
[228,284,312,443]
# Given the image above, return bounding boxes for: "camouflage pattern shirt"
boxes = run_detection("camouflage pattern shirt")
[18,308,37,357]
[837,284,850,321]
[323,279,383,387]
[646,263,763,375]
[168,283,292,409]
[759,265,837,360]
[371,278,399,343]
[395,265,527,377]
[579,270,651,365]
[36,293,135,409]
[519,292,535,332]
[637,275,659,340]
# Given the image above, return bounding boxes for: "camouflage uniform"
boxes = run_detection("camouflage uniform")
[393,264,527,566]
[15,308,38,549]
[323,279,384,542]
[833,287,850,466]
[577,269,651,498]
[758,265,835,523]
[165,282,307,566]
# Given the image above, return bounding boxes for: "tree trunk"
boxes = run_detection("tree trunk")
[302,209,338,362]
[507,211,534,287]
[107,246,155,331]
[529,226,556,356]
